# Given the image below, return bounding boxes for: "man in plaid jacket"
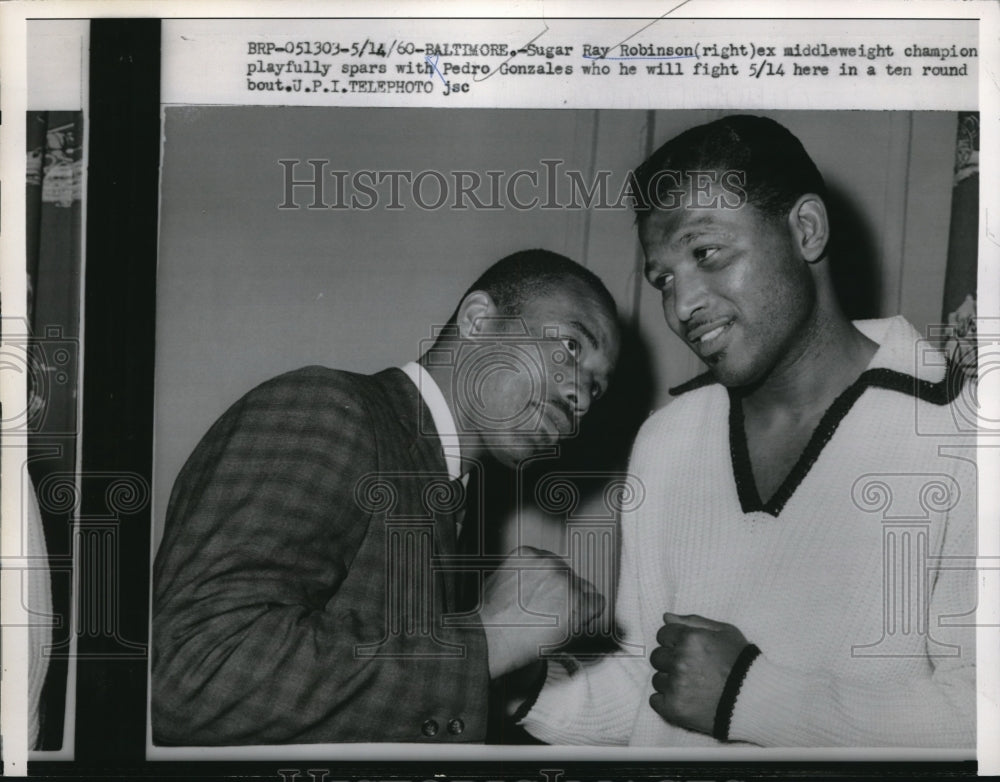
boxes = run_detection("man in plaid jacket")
[152,249,620,745]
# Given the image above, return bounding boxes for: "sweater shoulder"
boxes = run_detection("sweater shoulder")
[857,368,977,448]
[633,383,727,454]
[668,369,718,397]
[633,369,722,441]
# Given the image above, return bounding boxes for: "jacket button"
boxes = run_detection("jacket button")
[447,718,465,735]
[421,719,439,737]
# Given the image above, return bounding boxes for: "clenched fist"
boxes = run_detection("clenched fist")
[479,546,605,678]
[649,612,752,736]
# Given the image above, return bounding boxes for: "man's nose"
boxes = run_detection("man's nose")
[670,271,708,324]
[562,377,592,418]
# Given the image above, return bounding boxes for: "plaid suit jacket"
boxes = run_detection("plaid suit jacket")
[152,367,489,745]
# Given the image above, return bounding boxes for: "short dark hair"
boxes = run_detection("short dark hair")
[452,249,617,325]
[632,114,828,222]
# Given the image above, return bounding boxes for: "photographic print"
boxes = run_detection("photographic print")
[1,4,995,781]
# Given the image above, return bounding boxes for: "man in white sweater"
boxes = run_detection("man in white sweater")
[515,115,977,747]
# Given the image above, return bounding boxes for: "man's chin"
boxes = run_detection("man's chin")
[490,436,558,468]
[702,355,759,389]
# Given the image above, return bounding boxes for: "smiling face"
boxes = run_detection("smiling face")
[639,189,818,388]
[456,279,620,467]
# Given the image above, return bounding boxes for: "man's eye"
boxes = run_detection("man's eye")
[591,383,604,402]
[653,273,673,291]
[560,337,580,358]
[694,246,719,263]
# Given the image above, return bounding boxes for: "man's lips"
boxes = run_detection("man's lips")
[540,402,574,439]
[686,318,734,346]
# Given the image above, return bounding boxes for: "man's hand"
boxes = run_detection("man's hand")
[479,546,604,679]
[649,612,750,735]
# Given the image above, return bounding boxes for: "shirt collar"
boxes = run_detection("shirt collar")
[853,315,946,383]
[401,362,462,481]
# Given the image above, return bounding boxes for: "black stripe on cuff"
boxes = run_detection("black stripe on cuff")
[713,643,762,742]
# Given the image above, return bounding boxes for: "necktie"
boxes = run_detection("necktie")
[454,469,481,613]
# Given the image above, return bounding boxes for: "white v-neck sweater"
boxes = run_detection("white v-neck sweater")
[521,317,977,747]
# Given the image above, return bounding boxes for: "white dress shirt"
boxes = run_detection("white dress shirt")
[400,361,463,481]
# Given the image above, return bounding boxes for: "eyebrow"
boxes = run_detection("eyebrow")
[569,319,600,351]
[643,215,728,277]
[672,215,723,246]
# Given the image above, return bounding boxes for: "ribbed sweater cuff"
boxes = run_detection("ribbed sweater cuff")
[727,652,810,746]
[511,660,549,723]
[516,655,576,739]
[712,643,761,741]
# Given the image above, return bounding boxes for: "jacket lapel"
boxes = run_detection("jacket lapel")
[374,369,461,612]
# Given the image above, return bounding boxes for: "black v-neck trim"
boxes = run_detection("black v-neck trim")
[729,367,963,517]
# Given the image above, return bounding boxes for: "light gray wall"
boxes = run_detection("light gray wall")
[153,108,957,549]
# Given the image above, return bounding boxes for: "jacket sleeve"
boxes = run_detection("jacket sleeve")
[152,369,489,745]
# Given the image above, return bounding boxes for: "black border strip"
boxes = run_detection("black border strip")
[75,18,161,765]
[28,759,979,779]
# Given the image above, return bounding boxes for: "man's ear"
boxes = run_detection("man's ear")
[455,290,498,338]
[787,194,829,264]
